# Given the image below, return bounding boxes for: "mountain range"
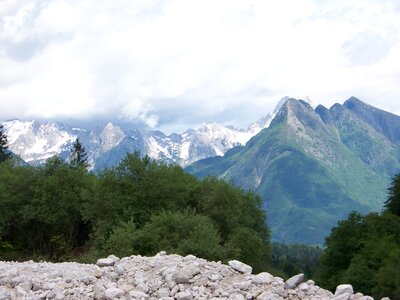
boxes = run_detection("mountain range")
[0,97,290,170]
[2,96,399,245]
[186,97,400,244]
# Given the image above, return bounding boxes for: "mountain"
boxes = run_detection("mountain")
[186,98,400,245]
[1,98,292,170]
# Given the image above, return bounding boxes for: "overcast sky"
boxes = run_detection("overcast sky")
[0,0,399,133]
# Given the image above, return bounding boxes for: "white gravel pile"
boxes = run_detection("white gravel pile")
[0,252,383,299]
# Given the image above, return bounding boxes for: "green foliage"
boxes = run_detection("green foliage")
[70,138,89,169]
[0,124,11,163]
[385,174,400,216]
[225,227,268,273]
[0,152,270,273]
[270,243,322,280]
[134,211,225,261]
[316,205,400,298]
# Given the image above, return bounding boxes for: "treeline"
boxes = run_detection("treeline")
[316,174,400,299]
[270,243,322,280]
[0,151,270,272]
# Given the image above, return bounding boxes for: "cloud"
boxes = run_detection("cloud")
[0,0,399,132]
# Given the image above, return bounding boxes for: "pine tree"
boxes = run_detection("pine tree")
[70,138,89,169]
[0,124,11,163]
[384,174,400,216]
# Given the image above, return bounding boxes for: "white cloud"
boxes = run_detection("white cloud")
[0,0,399,132]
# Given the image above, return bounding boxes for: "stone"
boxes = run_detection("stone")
[107,254,120,262]
[175,291,193,300]
[284,273,304,289]
[156,287,170,298]
[129,290,149,299]
[333,293,352,300]
[0,287,11,300]
[335,284,354,296]
[172,264,201,283]
[228,294,246,300]
[105,287,124,299]
[228,260,253,274]
[115,264,126,276]
[96,258,115,267]
[252,272,274,285]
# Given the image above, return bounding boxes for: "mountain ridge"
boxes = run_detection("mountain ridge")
[187,97,399,244]
[0,97,295,169]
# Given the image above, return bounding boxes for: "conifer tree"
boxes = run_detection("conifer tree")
[384,174,400,216]
[70,138,89,169]
[0,124,11,163]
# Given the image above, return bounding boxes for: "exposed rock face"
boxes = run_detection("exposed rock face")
[0,252,380,299]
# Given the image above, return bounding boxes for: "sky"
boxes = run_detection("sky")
[0,0,400,133]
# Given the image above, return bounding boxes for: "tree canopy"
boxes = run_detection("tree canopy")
[0,152,271,273]
[316,174,400,299]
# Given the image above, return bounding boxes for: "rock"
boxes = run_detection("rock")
[172,263,201,283]
[129,290,149,299]
[96,258,115,267]
[252,272,274,285]
[284,273,304,289]
[104,287,124,299]
[333,293,352,300]
[0,287,11,300]
[335,284,354,296]
[228,260,253,274]
[107,254,120,263]
[229,294,246,300]
[175,291,193,300]
[115,264,125,276]
[156,287,170,298]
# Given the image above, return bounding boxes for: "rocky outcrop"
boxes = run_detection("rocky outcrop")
[0,252,383,299]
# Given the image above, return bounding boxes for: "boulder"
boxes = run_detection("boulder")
[284,273,304,289]
[228,260,253,274]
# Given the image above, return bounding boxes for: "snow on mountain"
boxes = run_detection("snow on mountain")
[1,97,305,168]
[1,120,76,163]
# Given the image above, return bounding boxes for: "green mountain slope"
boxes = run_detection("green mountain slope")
[186,98,399,245]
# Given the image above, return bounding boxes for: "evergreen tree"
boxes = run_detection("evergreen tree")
[384,174,400,216]
[0,124,11,163]
[70,138,89,169]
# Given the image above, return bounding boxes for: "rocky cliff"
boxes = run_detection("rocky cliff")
[0,252,383,300]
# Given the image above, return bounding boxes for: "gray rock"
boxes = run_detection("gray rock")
[333,292,352,300]
[156,287,170,298]
[93,282,106,299]
[96,258,115,267]
[335,284,354,296]
[228,294,246,300]
[105,287,124,299]
[115,264,125,276]
[252,272,274,285]
[129,290,149,299]
[284,273,304,289]
[172,264,201,283]
[108,254,120,263]
[175,291,193,300]
[228,260,253,274]
[0,287,11,300]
